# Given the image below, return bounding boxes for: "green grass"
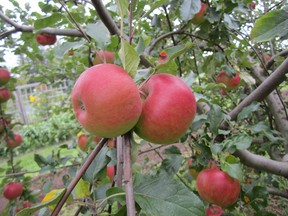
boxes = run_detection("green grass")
[0,143,79,179]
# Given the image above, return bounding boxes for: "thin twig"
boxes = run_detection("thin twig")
[123,133,136,216]
[51,138,108,216]
[116,136,124,188]
[0,163,80,179]
[162,5,183,76]
[90,0,153,68]
[138,143,174,155]
[58,0,91,42]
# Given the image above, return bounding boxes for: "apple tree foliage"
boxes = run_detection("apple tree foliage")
[1,0,288,215]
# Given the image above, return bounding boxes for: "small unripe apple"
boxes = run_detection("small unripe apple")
[6,133,23,148]
[35,33,57,45]
[196,166,241,207]
[0,88,11,103]
[0,68,11,86]
[216,71,241,94]
[3,182,23,200]
[71,64,142,138]
[191,3,208,24]
[206,205,224,216]
[106,165,115,182]
[93,50,115,65]
[77,134,89,151]
[134,73,197,144]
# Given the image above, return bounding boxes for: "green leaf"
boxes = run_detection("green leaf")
[134,172,205,216]
[161,146,183,175]
[83,146,110,183]
[156,60,178,75]
[251,10,288,42]
[141,0,169,18]
[106,187,126,204]
[237,102,260,121]
[180,0,201,21]
[115,0,129,18]
[34,13,66,30]
[182,71,196,87]
[86,21,111,49]
[75,178,90,198]
[54,41,85,58]
[234,135,252,150]
[118,39,140,77]
[207,104,225,135]
[222,156,243,180]
[155,42,193,72]
[223,13,239,30]
[210,143,223,155]
[16,189,66,216]
[250,121,270,134]
[34,154,48,168]
[136,36,145,55]
[151,14,161,28]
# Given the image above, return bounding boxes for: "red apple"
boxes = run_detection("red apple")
[3,182,23,200]
[248,2,256,10]
[77,134,89,151]
[216,71,241,94]
[206,205,224,216]
[106,165,115,182]
[0,68,11,86]
[263,53,270,62]
[0,88,11,103]
[134,74,197,144]
[191,3,208,24]
[22,200,33,208]
[6,133,23,148]
[71,64,142,138]
[93,50,115,65]
[196,166,241,207]
[35,33,57,45]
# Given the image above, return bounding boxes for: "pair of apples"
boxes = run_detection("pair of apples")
[71,64,197,144]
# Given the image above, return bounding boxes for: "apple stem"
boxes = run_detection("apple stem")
[123,133,136,216]
[51,138,108,216]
